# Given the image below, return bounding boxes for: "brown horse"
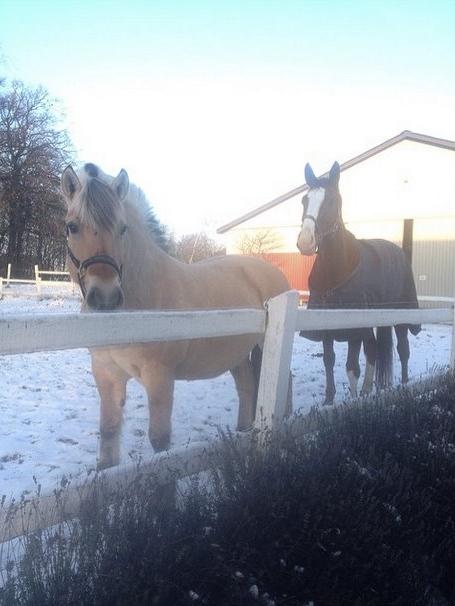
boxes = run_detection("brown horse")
[61,163,290,469]
[297,161,420,404]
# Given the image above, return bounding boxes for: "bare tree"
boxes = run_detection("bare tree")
[169,231,225,264]
[0,80,73,274]
[236,229,282,256]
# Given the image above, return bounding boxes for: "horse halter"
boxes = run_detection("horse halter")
[66,234,123,299]
[301,195,343,253]
[301,213,342,253]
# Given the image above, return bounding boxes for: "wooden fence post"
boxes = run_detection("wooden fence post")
[6,263,11,287]
[0,277,3,299]
[34,264,40,284]
[255,290,299,432]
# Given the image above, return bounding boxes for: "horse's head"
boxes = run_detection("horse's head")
[61,163,130,311]
[297,161,342,255]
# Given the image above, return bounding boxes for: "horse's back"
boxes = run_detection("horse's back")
[303,238,420,342]
[358,239,418,309]
[189,254,290,309]
[160,254,290,379]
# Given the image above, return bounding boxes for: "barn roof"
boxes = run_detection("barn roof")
[217,130,455,234]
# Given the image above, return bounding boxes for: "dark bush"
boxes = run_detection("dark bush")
[2,374,455,605]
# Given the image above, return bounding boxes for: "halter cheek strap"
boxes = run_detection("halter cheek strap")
[300,213,342,253]
[66,243,123,299]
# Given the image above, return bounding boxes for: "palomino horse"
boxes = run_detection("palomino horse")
[297,162,420,404]
[61,163,291,469]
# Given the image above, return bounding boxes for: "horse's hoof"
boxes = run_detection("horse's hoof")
[236,422,254,432]
[149,431,170,452]
[96,459,115,471]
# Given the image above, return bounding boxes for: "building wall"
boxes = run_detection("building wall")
[221,140,455,298]
[413,217,455,300]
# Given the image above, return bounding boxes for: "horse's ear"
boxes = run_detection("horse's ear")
[113,169,129,200]
[61,166,81,200]
[304,163,319,188]
[329,161,340,186]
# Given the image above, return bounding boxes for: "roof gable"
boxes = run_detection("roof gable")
[217,131,455,234]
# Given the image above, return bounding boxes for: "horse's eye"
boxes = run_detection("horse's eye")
[120,224,127,236]
[66,222,79,235]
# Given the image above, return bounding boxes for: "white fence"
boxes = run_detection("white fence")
[0,290,454,542]
[0,264,72,298]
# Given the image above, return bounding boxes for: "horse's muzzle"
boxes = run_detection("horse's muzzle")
[86,285,124,311]
[297,236,316,256]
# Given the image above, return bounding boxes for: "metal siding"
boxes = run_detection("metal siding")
[412,217,455,304]
[412,240,455,300]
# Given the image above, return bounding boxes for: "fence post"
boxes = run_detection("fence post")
[255,290,299,432]
[36,277,42,298]
[0,277,3,299]
[6,263,11,287]
[34,264,40,284]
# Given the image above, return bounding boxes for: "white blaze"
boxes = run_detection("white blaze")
[297,187,325,255]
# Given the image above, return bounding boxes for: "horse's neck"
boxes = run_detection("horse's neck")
[310,228,360,292]
[122,205,183,309]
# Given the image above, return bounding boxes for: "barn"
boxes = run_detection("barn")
[217,131,455,302]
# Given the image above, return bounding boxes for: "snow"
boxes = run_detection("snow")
[0,287,451,500]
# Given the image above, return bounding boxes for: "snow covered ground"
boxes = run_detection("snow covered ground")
[0,287,450,500]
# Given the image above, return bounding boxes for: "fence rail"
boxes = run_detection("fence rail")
[1,289,454,543]
[0,264,72,297]
[0,309,265,355]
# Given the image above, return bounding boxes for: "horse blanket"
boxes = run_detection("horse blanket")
[300,239,421,342]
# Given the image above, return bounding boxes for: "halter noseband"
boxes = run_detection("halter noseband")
[300,212,342,253]
[66,242,123,299]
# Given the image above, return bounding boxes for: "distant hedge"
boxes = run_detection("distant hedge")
[2,374,455,606]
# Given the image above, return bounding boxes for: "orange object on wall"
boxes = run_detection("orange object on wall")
[261,252,315,291]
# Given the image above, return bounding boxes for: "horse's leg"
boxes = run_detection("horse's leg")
[346,338,361,398]
[361,332,377,396]
[323,336,336,405]
[141,365,175,452]
[395,325,410,384]
[231,356,257,430]
[92,356,128,470]
[139,364,177,510]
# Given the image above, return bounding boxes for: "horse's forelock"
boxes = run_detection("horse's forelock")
[77,178,121,232]
[316,177,331,189]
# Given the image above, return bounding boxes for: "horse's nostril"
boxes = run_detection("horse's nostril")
[86,286,123,311]
[112,288,124,309]
[86,287,103,310]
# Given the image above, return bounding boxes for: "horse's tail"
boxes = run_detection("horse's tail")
[251,345,263,415]
[375,326,394,389]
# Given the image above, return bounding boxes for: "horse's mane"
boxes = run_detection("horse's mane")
[126,183,169,251]
[78,166,169,251]
[82,178,121,232]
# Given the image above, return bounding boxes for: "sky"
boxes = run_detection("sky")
[1,0,455,237]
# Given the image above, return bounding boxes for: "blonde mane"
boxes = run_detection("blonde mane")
[74,164,168,249]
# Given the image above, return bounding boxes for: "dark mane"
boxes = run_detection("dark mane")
[144,206,169,251]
